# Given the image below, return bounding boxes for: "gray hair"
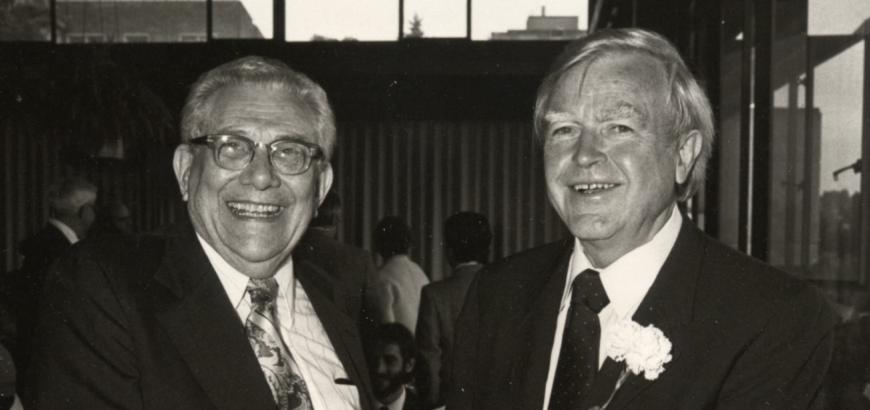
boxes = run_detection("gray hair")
[47,177,98,216]
[533,28,714,201]
[180,56,336,160]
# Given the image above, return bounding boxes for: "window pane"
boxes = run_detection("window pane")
[472,0,587,40]
[809,0,870,35]
[213,0,269,39]
[56,0,206,43]
[1,0,51,41]
[286,0,397,41]
[767,0,807,271]
[716,0,747,249]
[404,0,466,38]
[810,39,864,281]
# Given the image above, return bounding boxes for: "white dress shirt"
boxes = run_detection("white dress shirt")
[47,218,79,244]
[371,254,430,333]
[197,234,360,410]
[542,207,682,410]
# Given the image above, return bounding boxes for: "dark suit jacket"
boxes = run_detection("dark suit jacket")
[403,386,423,410]
[25,218,376,409]
[17,223,72,279]
[415,263,482,408]
[7,223,72,380]
[11,223,72,315]
[448,221,837,410]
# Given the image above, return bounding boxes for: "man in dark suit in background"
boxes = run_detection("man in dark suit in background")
[416,212,491,408]
[448,28,836,410]
[16,177,98,278]
[27,56,375,409]
[7,176,97,381]
[294,190,378,329]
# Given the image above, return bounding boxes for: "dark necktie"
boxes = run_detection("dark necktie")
[548,269,610,410]
[246,277,313,410]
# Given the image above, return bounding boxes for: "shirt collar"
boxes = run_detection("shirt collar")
[195,233,294,310]
[562,206,682,319]
[375,386,407,410]
[48,218,79,244]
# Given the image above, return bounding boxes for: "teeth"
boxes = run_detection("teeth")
[227,201,284,217]
[572,183,616,192]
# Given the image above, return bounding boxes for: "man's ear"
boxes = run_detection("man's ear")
[675,130,702,185]
[316,162,334,207]
[172,145,194,202]
[404,356,416,373]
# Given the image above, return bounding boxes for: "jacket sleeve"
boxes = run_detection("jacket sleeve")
[23,248,142,409]
[716,284,837,409]
[445,275,481,410]
[415,285,443,408]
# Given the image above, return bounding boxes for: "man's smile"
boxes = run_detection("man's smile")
[571,182,620,195]
[225,201,285,218]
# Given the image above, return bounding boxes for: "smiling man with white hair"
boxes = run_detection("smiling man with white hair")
[26,56,375,410]
[448,28,836,410]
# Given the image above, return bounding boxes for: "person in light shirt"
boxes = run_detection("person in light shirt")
[368,217,429,334]
[447,28,836,410]
[26,56,375,409]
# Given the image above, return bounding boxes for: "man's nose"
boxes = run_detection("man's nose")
[570,133,606,167]
[239,148,280,190]
[376,359,387,374]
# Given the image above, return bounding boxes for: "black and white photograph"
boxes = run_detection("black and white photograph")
[1,0,869,409]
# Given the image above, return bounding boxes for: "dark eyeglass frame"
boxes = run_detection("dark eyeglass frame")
[188,134,324,176]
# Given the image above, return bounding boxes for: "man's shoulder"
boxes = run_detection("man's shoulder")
[296,232,371,260]
[423,267,479,298]
[478,240,571,284]
[19,224,68,256]
[692,231,833,323]
[54,228,173,291]
[467,240,571,310]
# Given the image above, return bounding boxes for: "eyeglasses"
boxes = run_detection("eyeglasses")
[189,134,324,175]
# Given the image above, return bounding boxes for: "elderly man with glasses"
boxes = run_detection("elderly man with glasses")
[25,56,376,410]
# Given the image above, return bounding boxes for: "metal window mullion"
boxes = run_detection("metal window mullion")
[738,0,753,253]
[750,0,774,261]
[861,35,870,285]
[399,0,404,40]
[466,0,471,40]
[206,0,213,41]
[801,37,815,270]
[274,0,285,42]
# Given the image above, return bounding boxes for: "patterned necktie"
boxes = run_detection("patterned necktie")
[548,269,610,410]
[246,277,313,410]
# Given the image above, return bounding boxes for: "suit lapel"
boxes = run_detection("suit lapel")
[149,222,275,410]
[602,221,705,410]
[295,260,375,409]
[515,240,574,409]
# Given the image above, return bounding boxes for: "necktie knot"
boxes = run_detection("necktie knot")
[572,269,609,314]
[247,277,279,309]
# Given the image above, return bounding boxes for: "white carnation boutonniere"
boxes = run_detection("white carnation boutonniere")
[591,320,672,410]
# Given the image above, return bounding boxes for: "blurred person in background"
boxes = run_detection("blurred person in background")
[8,176,97,382]
[367,323,422,410]
[368,217,429,334]
[415,212,491,408]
